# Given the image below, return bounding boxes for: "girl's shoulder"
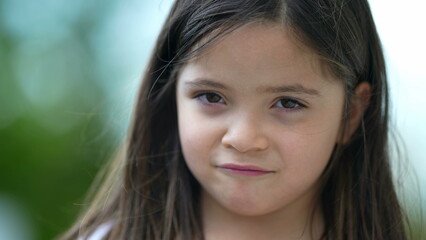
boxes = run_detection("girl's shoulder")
[77,221,113,240]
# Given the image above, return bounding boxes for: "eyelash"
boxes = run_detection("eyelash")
[194,92,306,111]
[194,92,226,107]
[272,98,306,111]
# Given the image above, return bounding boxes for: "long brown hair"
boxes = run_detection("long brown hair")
[59,0,410,239]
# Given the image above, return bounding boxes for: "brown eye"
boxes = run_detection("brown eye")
[274,98,304,109]
[194,92,225,105]
[201,93,223,103]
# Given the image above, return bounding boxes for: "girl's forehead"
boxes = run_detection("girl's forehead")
[179,23,339,89]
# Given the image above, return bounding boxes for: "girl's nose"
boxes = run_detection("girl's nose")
[221,117,269,153]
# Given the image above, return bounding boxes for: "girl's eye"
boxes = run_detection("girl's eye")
[196,92,225,104]
[273,98,305,110]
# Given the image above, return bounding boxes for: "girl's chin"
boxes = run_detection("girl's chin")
[205,194,285,218]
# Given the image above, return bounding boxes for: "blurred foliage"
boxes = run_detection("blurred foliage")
[0,0,124,239]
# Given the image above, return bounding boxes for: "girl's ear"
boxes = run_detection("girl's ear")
[339,82,372,144]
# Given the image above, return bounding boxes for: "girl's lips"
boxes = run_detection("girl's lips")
[217,163,275,177]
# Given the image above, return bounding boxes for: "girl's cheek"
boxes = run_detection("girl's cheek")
[179,105,218,142]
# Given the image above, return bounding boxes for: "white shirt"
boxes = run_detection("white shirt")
[77,222,112,240]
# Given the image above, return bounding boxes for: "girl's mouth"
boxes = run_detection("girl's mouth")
[217,163,275,177]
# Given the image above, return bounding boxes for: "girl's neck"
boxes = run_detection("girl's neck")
[201,192,324,240]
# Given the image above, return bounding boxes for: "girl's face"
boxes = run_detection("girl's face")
[176,23,345,218]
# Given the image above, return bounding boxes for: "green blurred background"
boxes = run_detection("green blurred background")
[0,0,424,239]
[0,0,174,239]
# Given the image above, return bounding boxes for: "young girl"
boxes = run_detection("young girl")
[59,0,410,239]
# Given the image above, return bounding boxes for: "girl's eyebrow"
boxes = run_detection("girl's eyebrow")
[259,84,321,96]
[184,79,227,90]
[184,79,320,96]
